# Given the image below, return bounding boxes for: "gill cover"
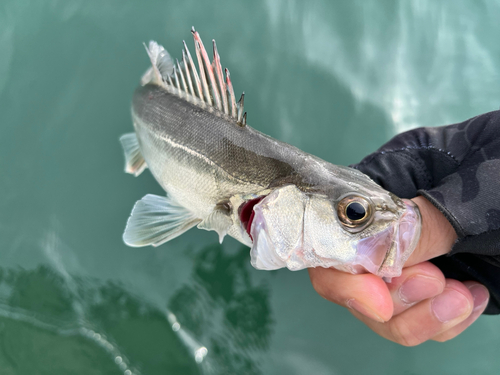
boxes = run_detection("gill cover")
[249,185,421,278]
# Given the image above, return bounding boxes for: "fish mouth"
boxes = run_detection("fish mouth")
[353,199,421,278]
[238,196,265,240]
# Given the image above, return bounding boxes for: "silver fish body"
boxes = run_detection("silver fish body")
[121,30,421,278]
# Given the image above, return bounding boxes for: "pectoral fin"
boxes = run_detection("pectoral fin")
[119,133,147,177]
[123,194,201,247]
[197,206,233,243]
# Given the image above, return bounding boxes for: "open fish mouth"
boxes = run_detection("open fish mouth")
[244,190,421,278]
[238,196,266,240]
[245,195,289,271]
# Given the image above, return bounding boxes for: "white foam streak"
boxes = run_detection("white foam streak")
[166,310,211,369]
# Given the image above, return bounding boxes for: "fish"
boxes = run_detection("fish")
[119,28,421,278]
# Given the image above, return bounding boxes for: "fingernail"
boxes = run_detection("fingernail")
[399,275,443,304]
[347,299,385,323]
[431,288,471,323]
[468,284,489,312]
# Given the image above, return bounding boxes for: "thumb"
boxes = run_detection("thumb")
[404,196,458,267]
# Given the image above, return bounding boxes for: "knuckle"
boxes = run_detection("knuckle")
[389,318,424,347]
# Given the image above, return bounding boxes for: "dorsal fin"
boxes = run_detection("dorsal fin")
[142,28,246,126]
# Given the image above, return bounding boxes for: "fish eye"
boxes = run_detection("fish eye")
[337,196,372,228]
[346,202,366,221]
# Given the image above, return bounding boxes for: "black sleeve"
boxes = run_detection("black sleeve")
[351,110,500,314]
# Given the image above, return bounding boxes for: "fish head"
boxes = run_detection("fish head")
[244,183,421,278]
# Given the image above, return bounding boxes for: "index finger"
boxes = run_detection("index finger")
[308,267,393,322]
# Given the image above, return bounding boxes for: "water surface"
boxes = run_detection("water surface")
[1,1,500,374]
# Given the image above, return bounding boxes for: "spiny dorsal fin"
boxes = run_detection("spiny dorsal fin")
[142,28,246,126]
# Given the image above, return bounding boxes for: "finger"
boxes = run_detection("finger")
[350,279,473,346]
[432,282,489,342]
[405,196,458,267]
[308,267,393,322]
[386,261,445,316]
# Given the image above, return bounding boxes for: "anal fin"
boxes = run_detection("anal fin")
[119,133,147,177]
[197,205,233,243]
[123,194,201,247]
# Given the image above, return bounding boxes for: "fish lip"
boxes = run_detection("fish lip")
[378,198,421,277]
[353,199,421,278]
[238,196,266,240]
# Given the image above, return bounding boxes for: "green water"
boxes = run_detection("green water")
[1,1,500,374]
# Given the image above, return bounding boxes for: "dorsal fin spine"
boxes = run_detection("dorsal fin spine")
[191,28,211,105]
[225,68,237,118]
[193,39,212,105]
[176,59,188,94]
[237,93,245,124]
[213,40,229,115]
[173,66,180,90]
[183,40,204,102]
[182,50,195,97]
[192,30,222,110]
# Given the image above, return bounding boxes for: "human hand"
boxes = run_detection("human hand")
[308,196,490,346]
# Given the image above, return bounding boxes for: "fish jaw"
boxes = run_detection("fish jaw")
[350,199,421,278]
[247,186,421,278]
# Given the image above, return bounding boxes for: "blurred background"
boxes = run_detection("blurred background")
[1,0,500,374]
